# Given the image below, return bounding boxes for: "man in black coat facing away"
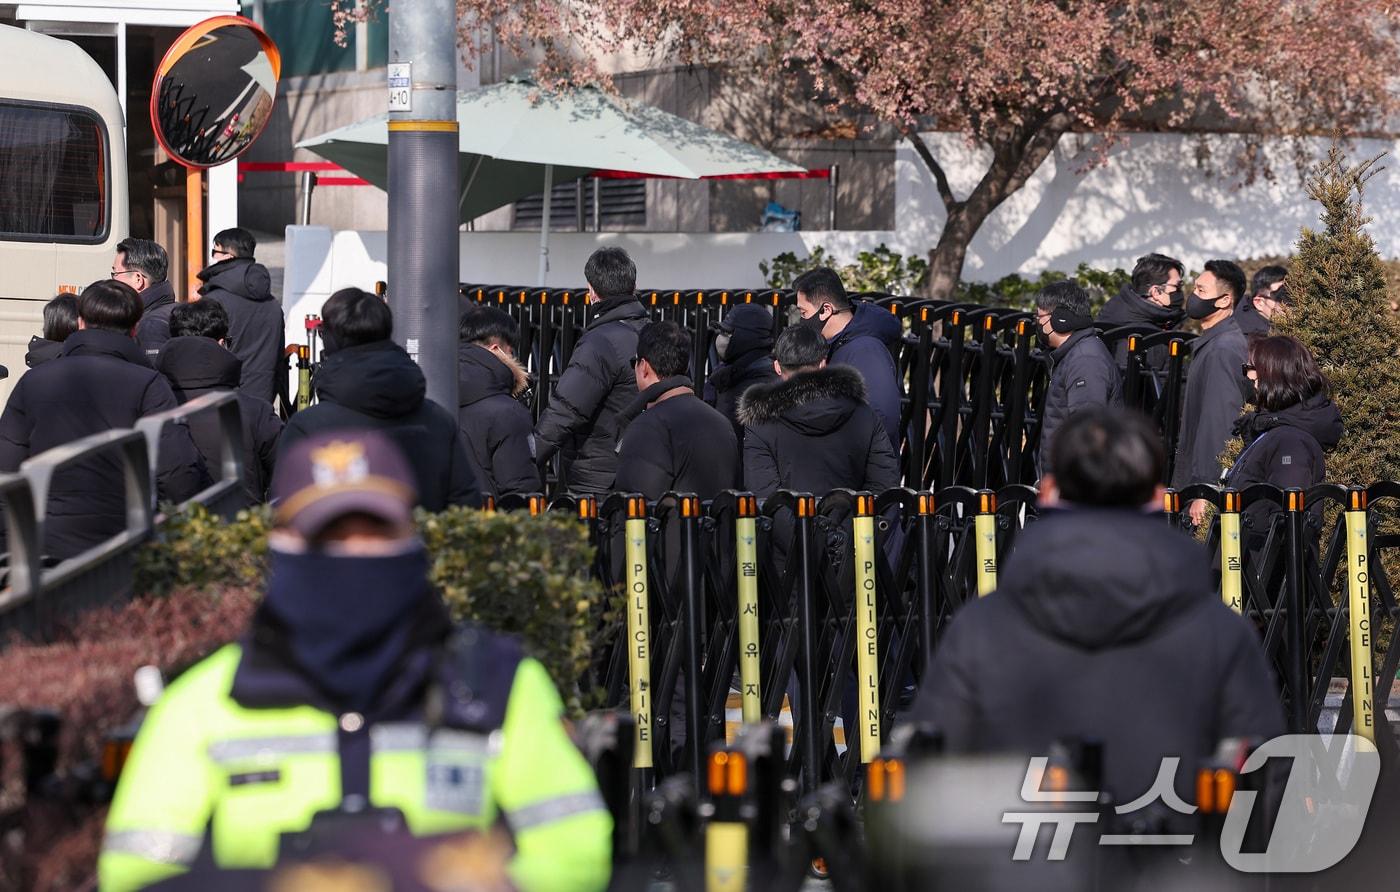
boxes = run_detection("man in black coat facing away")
[457,305,542,498]
[1094,252,1186,374]
[112,237,177,363]
[157,299,284,504]
[704,304,778,441]
[534,248,648,495]
[909,408,1282,868]
[1034,280,1121,477]
[278,287,481,511]
[616,321,738,501]
[0,281,208,559]
[197,227,285,406]
[738,323,899,499]
[1174,259,1250,526]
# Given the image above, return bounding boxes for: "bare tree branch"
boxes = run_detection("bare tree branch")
[907,131,959,212]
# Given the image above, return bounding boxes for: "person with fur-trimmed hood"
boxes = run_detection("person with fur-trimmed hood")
[458,305,542,497]
[738,323,900,498]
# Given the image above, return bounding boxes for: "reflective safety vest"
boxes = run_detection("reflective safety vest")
[99,643,611,892]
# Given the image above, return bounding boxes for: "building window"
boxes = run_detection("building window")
[513,178,646,230]
[0,102,107,242]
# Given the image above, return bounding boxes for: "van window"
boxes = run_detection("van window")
[0,102,107,242]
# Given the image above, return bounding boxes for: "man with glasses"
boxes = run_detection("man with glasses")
[1235,265,1289,338]
[112,238,175,363]
[1095,252,1187,374]
[197,227,285,406]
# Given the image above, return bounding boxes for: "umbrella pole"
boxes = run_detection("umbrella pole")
[538,163,553,286]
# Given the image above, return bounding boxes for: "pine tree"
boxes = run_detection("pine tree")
[1278,146,1400,486]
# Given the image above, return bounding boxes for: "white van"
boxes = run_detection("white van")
[0,24,128,399]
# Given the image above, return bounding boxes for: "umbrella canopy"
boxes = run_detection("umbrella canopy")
[297,79,805,222]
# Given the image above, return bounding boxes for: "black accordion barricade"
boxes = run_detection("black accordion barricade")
[1166,482,1400,757]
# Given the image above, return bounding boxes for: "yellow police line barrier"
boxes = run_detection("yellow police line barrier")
[624,496,653,768]
[1219,490,1243,613]
[975,491,997,597]
[705,751,748,892]
[854,495,881,762]
[1347,489,1375,744]
[735,496,762,725]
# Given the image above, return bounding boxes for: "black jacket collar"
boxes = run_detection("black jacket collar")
[60,328,149,366]
[587,296,647,328]
[141,279,177,312]
[1051,327,1098,362]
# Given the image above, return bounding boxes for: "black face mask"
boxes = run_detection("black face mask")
[801,305,831,333]
[1185,293,1223,320]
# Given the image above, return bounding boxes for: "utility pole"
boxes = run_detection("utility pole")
[387,0,459,411]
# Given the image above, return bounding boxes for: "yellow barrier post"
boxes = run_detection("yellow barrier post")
[1346,489,1375,744]
[735,495,762,724]
[1219,490,1243,613]
[853,494,881,762]
[624,496,653,768]
[705,751,749,892]
[975,490,998,596]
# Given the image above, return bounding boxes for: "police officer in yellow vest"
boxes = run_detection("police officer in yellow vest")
[100,430,612,891]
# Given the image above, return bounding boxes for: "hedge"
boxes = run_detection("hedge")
[1,503,611,890]
[134,503,610,713]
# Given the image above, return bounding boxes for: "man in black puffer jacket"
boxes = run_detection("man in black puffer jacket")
[1034,281,1121,477]
[278,287,481,511]
[457,305,542,498]
[738,323,899,499]
[157,300,284,504]
[534,248,648,495]
[1095,252,1186,375]
[0,281,208,559]
[908,408,1282,884]
[197,228,285,406]
[704,304,778,441]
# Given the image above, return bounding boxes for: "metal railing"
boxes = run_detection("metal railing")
[0,392,246,641]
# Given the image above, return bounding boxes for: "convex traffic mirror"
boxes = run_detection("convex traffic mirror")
[151,16,281,169]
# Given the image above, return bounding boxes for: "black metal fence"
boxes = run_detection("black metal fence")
[460,284,1199,491]
[493,478,1398,881]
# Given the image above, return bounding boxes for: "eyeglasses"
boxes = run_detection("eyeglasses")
[211,249,232,260]
[111,268,139,279]
[1241,363,1256,376]
[630,356,640,369]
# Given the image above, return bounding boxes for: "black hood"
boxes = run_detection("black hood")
[1236,393,1344,451]
[737,365,866,436]
[1002,509,1211,650]
[156,335,242,392]
[315,340,426,419]
[720,304,775,359]
[25,336,63,368]
[140,279,177,313]
[197,256,275,302]
[1098,283,1185,330]
[61,328,148,366]
[457,342,526,406]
